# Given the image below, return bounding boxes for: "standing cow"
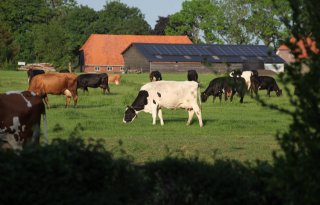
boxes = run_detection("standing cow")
[0,91,46,150]
[108,74,121,85]
[77,73,110,94]
[229,70,258,90]
[250,75,282,97]
[187,70,199,82]
[149,71,162,82]
[123,81,203,127]
[201,76,246,103]
[27,69,45,84]
[28,73,78,108]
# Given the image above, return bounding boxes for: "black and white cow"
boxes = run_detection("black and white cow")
[250,75,282,97]
[201,76,246,103]
[149,71,162,82]
[187,70,198,82]
[123,81,203,127]
[27,69,45,84]
[0,91,47,150]
[77,73,110,94]
[229,69,258,90]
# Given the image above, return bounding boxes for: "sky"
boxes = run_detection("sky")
[76,0,185,28]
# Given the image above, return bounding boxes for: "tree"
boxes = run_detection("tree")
[246,0,291,48]
[0,24,18,68]
[165,0,223,44]
[258,0,320,204]
[61,5,99,64]
[152,16,170,35]
[93,1,151,35]
[32,21,72,68]
[212,0,255,44]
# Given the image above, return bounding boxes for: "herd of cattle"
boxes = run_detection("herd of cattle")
[1,69,282,150]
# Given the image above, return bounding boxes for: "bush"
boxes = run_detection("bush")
[0,138,278,205]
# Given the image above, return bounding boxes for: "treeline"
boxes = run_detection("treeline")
[0,0,293,70]
[0,0,151,70]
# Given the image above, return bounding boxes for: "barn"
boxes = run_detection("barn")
[121,43,285,73]
[79,34,193,73]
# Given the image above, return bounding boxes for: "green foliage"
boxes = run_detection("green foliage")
[248,0,320,204]
[166,0,222,43]
[93,1,151,34]
[0,137,278,205]
[0,137,145,205]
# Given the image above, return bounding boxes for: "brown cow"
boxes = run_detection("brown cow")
[28,73,78,108]
[108,74,121,85]
[0,91,47,150]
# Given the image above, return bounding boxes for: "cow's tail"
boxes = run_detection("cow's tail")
[197,83,202,111]
[42,111,48,145]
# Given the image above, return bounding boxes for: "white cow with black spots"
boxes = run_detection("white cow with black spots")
[123,81,203,127]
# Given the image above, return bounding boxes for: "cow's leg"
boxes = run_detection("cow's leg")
[192,104,203,127]
[64,89,73,108]
[152,106,158,125]
[267,89,271,97]
[158,108,164,126]
[43,94,50,109]
[187,108,195,125]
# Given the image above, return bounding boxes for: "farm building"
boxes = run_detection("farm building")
[276,37,318,73]
[121,43,285,73]
[79,34,192,73]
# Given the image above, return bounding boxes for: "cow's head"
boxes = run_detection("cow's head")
[230,70,242,78]
[201,92,208,102]
[276,89,282,96]
[123,106,137,123]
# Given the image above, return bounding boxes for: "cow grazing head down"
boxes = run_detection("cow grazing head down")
[123,81,203,127]
[123,90,149,123]
[0,91,46,150]
[123,106,138,123]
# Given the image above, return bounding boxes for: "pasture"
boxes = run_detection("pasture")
[0,70,293,164]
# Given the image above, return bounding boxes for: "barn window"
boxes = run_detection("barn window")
[184,55,191,59]
[107,66,113,71]
[95,66,100,71]
[155,55,163,59]
[212,55,220,60]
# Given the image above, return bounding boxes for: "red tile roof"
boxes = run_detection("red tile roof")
[278,37,318,60]
[80,34,193,66]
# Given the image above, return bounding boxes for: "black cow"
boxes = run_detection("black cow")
[77,73,110,94]
[250,75,282,97]
[27,69,45,84]
[0,91,47,150]
[201,76,246,103]
[149,71,162,82]
[187,70,198,82]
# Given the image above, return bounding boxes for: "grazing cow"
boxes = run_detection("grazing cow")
[149,71,162,82]
[28,73,78,108]
[250,75,282,97]
[0,91,46,150]
[108,74,121,85]
[77,73,110,94]
[187,70,199,82]
[201,76,246,103]
[27,69,45,84]
[123,81,203,127]
[229,70,258,90]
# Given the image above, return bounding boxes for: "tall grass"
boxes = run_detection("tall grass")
[0,70,293,163]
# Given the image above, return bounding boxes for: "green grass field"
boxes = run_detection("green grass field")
[0,70,294,164]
